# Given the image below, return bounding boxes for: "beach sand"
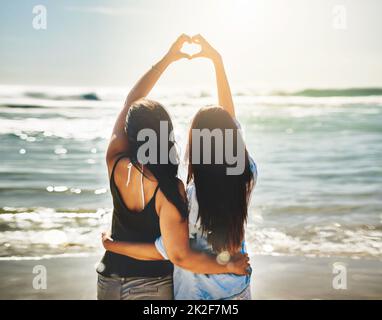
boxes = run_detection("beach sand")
[0,255,381,300]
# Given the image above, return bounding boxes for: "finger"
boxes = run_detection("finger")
[192,34,206,45]
[190,52,205,59]
[191,34,202,43]
[178,33,187,41]
[180,33,191,39]
[197,34,206,42]
[184,34,192,43]
[178,34,191,45]
[179,52,191,59]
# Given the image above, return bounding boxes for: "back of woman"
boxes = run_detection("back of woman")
[98,97,187,300]
[155,106,257,300]
[99,155,173,277]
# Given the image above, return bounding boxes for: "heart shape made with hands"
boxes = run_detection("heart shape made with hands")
[181,42,202,57]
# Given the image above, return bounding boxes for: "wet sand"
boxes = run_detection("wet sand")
[0,255,381,300]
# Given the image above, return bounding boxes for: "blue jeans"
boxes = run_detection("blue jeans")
[97,273,173,300]
[227,285,252,300]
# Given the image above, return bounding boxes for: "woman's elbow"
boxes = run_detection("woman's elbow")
[168,251,188,267]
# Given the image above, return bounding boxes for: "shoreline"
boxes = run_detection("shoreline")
[0,254,381,300]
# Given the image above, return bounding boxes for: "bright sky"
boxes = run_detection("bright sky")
[1,0,381,89]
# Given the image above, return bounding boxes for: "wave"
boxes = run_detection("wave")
[246,224,382,260]
[24,92,100,101]
[275,87,382,97]
[0,207,105,215]
[0,252,100,261]
[0,104,51,109]
[0,98,111,110]
[2,85,382,103]
[0,186,109,197]
[0,207,380,259]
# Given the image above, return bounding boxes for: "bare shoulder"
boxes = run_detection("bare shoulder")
[110,157,131,185]
[106,153,131,177]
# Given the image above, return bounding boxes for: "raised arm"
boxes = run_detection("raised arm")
[106,34,192,174]
[192,34,235,118]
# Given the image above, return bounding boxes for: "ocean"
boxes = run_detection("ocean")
[0,85,381,260]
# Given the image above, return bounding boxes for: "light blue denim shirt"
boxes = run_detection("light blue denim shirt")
[155,153,257,300]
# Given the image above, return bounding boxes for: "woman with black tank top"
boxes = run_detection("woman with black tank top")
[97,35,249,300]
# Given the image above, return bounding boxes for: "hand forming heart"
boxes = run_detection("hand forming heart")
[180,42,202,57]
[189,34,221,61]
[167,34,221,62]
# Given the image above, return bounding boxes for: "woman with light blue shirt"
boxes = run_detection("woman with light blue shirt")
[102,34,256,300]
[154,150,257,300]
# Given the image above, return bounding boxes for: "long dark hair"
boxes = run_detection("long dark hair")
[125,98,188,218]
[187,106,254,253]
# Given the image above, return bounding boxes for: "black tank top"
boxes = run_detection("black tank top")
[98,156,173,277]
